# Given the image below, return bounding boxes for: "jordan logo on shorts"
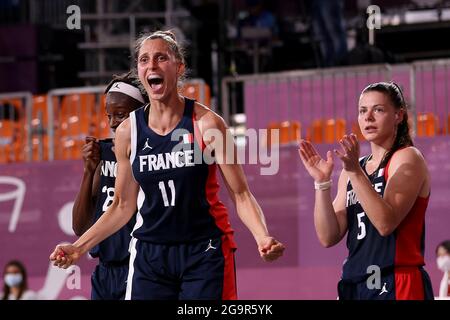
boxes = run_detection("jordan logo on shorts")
[142,138,152,151]
[204,239,217,252]
[379,282,388,295]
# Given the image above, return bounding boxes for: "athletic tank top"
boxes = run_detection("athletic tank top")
[89,139,136,262]
[129,98,236,246]
[343,151,429,281]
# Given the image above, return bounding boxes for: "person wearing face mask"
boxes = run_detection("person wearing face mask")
[436,240,450,299]
[2,260,38,300]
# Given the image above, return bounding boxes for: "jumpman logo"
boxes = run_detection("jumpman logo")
[114,83,120,89]
[142,138,152,151]
[379,282,388,295]
[204,239,217,252]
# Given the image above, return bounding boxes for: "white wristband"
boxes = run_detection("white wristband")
[314,180,332,191]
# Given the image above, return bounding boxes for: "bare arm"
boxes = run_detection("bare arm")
[298,140,348,247]
[345,146,428,236]
[314,170,348,247]
[51,119,139,267]
[197,106,284,261]
[72,137,101,235]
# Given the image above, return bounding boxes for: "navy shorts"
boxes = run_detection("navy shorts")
[338,267,434,300]
[91,260,129,300]
[125,235,236,300]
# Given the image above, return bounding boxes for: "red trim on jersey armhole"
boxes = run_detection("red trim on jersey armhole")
[205,165,237,248]
[221,234,237,300]
[192,108,206,151]
[193,107,237,249]
[386,148,428,267]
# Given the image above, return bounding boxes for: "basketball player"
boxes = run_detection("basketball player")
[51,30,284,300]
[299,82,434,300]
[71,71,147,299]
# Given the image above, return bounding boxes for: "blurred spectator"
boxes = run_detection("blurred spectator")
[346,28,387,65]
[236,0,280,73]
[1,260,38,300]
[239,0,279,37]
[436,240,450,298]
[311,0,348,67]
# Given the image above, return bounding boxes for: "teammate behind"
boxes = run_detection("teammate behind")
[71,71,147,300]
[52,30,284,300]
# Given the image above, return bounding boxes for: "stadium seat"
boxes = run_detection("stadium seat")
[307,118,346,143]
[96,95,112,139]
[416,112,438,137]
[181,80,211,106]
[0,101,26,163]
[279,120,301,144]
[324,118,346,143]
[56,93,97,159]
[307,119,324,143]
[0,120,25,163]
[265,120,301,146]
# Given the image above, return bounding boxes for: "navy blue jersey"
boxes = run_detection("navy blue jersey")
[343,153,428,281]
[128,98,235,245]
[89,139,136,262]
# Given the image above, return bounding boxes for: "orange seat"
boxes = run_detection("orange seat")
[0,120,24,163]
[31,95,49,129]
[181,80,211,106]
[279,121,301,144]
[56,93,97,160]
[324,118,346,143]
[416,113,438,137]
[96,95,112,139]
[59,93,96,136]
[29,135,49,161]
[60,138,84,160]
[447,115,450,135]
[307,119,325,143]
[306,118,346,144]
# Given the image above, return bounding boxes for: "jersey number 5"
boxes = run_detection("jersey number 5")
[159,180,176,207]
[356,212,367,240]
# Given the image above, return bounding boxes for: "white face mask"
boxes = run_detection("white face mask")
[4,273,23,287]
[437,255,450,272]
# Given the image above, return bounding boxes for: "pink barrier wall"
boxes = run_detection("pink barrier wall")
[244,68,450,135]
[0,136,449,299]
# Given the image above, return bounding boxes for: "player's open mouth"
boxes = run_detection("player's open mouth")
[147,75,164,91]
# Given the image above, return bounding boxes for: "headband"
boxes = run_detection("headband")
[108,81,145,103]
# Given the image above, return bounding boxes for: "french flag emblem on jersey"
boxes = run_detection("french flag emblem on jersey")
[182,133,194,144]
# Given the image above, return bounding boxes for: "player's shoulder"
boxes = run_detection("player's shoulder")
[116,118,131,137]
[193,101,227,131]
[391,146,425,165]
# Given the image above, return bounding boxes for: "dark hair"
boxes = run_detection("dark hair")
[361,81,413,166]
[2,260,28,300]
[436,240,450,255]
[133,30,187,88]
[104,70,149,103]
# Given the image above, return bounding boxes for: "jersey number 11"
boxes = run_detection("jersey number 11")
[158,180,176,207]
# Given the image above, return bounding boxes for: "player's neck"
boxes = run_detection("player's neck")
[369,144,389,164]
[148,94,185,135]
